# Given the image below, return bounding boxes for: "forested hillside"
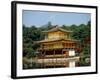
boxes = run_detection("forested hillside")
[23,21,91,68]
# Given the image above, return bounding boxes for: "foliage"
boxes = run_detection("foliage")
[23,21,91,68]
[61,21,91,66]
[23,25,44,58]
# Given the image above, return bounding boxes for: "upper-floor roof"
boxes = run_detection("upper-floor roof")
[42,25,73,33]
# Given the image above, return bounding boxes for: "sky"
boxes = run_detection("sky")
[22,10,91,27]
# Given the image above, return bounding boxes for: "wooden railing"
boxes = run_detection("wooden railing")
[39,46,76,50]
[45,54,66,58]
[37,56,80,64]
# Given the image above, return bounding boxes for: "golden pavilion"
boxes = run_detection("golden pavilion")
[37,26,80,68]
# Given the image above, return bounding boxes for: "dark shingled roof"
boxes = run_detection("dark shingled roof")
[42,25,73,33]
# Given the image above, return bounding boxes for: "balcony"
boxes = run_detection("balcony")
[39,45,76,50]
[37,56,80,64]
[45,54,63,58]
[45,54,67,58]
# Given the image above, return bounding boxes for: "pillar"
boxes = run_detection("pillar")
[69,49,75,67]
[54,50,55,68]
[69,49,75,56]
[69,61,75,67]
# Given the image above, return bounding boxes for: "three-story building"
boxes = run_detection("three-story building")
[37,26,80,68]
